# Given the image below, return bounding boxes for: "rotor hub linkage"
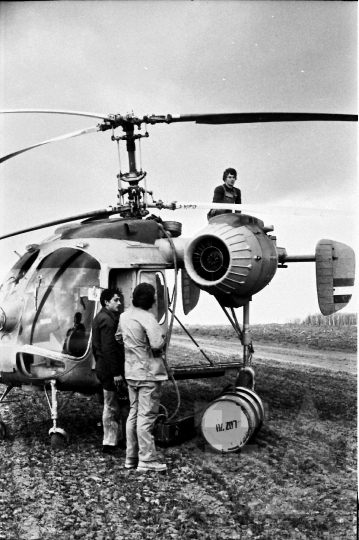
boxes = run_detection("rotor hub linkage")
[117,183,150,218]
[118,172,147,184]
[111,132,149,142]
[98,113,174,133]
[119,185,146,199]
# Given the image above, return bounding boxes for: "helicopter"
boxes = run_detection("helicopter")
[0,109,356,452]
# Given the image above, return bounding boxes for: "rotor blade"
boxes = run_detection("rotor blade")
[162,112,358,125]
[0,206,117,240]
[150,201,354,218]
[0,125,101,164]
[0,109,111,121]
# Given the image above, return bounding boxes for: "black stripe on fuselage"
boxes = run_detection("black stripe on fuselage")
[334,294,352,304]
[333,278,354,287]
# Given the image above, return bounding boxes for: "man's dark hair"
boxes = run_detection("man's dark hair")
[222,168,237,181]
[132,283,155,310]
[74,312,83,324]
[100,288,120,307]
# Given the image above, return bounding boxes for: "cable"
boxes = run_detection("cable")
[138,136,143,172]
[168,308,214,366]
[159,403,169,419]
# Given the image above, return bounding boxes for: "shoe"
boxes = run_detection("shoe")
[102,445,117,455]
[137,461,167,472]
[125,458,139,469]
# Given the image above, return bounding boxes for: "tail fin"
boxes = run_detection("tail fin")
[316,240,355,316]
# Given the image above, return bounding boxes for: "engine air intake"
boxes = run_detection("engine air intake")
[192,237,230,281]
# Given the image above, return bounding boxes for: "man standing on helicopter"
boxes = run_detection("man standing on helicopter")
[92,288,126,454]
[207,167,241,220]
[116,283,167,472]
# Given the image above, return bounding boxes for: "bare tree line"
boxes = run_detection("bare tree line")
[298,313,357,326]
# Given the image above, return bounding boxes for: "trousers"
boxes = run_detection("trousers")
[102,389,122,446]
[126,380,161,463]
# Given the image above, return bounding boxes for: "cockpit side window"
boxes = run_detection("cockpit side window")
[19,248,101,358]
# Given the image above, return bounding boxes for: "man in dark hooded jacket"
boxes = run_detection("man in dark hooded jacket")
[207,167,241,220]
[92,288,125,453]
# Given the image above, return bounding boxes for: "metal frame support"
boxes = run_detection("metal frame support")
[214,298,255,388]
[0,384,14,403]
[242,301,252,367]
[169,308,214,366]
[50,379,58,428]
[234,301,255,390]
[217,302,242,341]
[44,379,59,432]
[0,385,14,438]
[45,379,68,440]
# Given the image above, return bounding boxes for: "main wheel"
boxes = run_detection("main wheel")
[50,430,68,449]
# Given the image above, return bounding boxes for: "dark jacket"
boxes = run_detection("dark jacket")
[208,184,242,220]
[213,184,241,204]
[92,307,125,390]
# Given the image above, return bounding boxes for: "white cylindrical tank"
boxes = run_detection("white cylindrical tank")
[201,388,264,453]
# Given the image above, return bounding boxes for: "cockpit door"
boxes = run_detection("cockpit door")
[137,271,168,327]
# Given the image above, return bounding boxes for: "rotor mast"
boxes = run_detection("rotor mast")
[109,114,150,216]
[127,123,137,176]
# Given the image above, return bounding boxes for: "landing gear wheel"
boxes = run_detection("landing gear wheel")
[50,432,66,449]
[49,427,68,449]
[0,420,7,440]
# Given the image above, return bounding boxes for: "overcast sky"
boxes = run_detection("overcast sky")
[0,1,357,324]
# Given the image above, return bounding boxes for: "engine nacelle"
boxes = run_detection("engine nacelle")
[184,214,278,307]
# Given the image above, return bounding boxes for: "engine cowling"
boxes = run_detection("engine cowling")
[184,214,278,307]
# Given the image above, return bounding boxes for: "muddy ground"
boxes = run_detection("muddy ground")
[0,324,357,540]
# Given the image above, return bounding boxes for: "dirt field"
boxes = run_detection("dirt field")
[0,324,356,540]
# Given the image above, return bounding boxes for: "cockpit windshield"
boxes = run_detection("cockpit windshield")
[0,250,39,301]
[19,248,100,358]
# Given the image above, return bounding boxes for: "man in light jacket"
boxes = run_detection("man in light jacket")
[116,283,167,472]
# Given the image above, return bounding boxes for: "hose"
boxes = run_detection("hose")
[158,224,181,422]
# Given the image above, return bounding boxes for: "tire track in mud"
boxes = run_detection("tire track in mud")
[169,335,357,375]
